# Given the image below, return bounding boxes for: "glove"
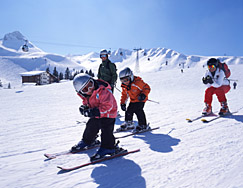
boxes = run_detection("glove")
[138,93,146,101]
[79,105,89,115]
[207,76,213,84]
[121,104,126,111]
[83,108,100,118]
[202,75,213,84]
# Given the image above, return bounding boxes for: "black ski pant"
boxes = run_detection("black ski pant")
[125,102,147,126]
[82,118,115,149]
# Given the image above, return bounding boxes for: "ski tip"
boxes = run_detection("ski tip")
[57,166,63,169]
[201,119,208,123]
[186,118,192,122]
[44,154,56,159]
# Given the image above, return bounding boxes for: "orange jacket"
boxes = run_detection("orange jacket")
[120,76,150,104]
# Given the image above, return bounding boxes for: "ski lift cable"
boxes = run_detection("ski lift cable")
[29,40,147,53]
[31,40,107,49]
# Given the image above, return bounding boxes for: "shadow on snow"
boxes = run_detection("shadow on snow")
[91,157,146,188]
[133,130,181,153]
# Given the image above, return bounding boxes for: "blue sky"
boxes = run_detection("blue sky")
[1,0,242,56]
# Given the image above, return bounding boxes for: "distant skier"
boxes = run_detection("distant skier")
[118,67,151,132]
[71,73,123,161]
[202,58,231,116]
[233,81,237,89]
[97,49,117,93]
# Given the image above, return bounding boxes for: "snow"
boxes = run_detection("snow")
[20,71,46,76]
[1,31,243,188]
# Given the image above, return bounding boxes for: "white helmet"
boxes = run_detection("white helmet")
[119,67,134,82]
[73,73,92,93]
[100,49,108,55]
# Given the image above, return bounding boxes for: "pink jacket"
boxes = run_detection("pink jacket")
[77,80,117,118]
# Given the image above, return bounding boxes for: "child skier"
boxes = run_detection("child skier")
[71,73,123,161]
[202,58,231,116]
[118,67,151,132]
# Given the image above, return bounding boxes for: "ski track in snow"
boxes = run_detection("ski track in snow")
[0,65,243,188]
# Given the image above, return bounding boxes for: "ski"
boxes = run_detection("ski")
[57,149,140,171]
[186,113,217,123]
[201,111,237,123]
[115,127,160,139]
[44,144,100,159]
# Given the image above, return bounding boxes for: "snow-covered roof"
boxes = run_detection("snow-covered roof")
[20,71,45,76]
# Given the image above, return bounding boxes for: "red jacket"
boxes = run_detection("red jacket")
[120,76,150,104]
[78,80,117,118]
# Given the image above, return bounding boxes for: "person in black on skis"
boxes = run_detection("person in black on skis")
[233,81,237,89]
[97,49,118,93]
[202,58,231,116]
[71,73,124,161]
[118,67,151,132]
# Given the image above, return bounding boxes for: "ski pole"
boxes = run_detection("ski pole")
[147,99,160,104]
[115,86,122,93]
[115,86,160,104]
[228,79,238,82]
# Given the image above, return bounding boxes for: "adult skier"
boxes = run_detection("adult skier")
[202,58,231,116]
[71,73,122,161]
[97,49,117,93]
[118,67,151,132]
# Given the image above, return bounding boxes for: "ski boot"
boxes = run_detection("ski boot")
[116,121,134,132]
[90,147,116,161]
[133,123,151,133]
[202,103,212,116]
[218,102,230,116]
[70,140,100,153]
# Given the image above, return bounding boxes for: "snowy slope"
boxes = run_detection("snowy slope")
[0,61,243,188]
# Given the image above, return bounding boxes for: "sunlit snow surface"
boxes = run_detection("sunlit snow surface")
[1,64,243,188]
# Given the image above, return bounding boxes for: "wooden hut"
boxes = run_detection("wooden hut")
[20,71,57,85]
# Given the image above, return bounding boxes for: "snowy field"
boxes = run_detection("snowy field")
[0,64,243,188]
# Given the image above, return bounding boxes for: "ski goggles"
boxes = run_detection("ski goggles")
[100,54,107,58]
[80,79,94,94]
[120,76,130,83]
[208,65,216,69]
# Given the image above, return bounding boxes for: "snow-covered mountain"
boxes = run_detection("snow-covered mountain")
[1,31,242,88]
[0,31,86,87]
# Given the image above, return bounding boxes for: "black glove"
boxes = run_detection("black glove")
[83,108,100,118]
[121,104,126,111]
[138,93,146,101]
[79,105,89,115]
[202,75,213,84]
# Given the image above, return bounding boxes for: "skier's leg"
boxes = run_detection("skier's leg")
[214,85,231,103]
[100,118,116,149]
[82,118,100,145]
[125,103,135,122]
[204,87,215,105]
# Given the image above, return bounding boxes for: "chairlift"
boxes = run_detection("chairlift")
[22,40,29,52]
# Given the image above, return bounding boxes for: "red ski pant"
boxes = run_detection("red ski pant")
[204,85,230,105]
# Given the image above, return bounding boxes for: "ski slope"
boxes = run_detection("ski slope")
[1,63,243,188]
